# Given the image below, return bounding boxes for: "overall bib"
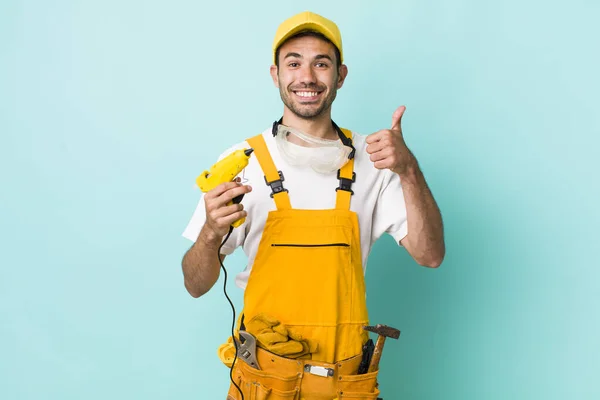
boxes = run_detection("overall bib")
[224,130,380,400]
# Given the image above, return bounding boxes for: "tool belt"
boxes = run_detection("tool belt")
[226,346,380,400]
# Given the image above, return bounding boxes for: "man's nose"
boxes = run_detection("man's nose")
[298,65,317,84]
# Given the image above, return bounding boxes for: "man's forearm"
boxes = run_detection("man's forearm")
[398,159,445,267]
[182,226,226,298]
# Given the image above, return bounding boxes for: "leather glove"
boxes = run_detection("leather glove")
[245,313,317,358]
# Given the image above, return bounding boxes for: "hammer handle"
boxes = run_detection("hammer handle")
[368,336,387,373]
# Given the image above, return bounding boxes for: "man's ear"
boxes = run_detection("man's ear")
[337,64,348,89]
[270,65,279,88]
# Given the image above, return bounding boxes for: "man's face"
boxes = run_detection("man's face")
[271,36,348,119]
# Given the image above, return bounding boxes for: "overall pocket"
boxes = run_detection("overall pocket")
[336,370,380,400]
[227,360,300,400]
[337,388,381,399]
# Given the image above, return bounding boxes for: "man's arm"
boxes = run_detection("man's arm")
[397,159,445,267]
[182,226,227,298]
[366,105,445,268]
[181,180,252,298]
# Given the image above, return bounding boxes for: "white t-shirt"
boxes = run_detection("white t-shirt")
[182,127,408,290]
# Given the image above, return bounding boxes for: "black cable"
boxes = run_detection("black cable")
[218,225,244,400]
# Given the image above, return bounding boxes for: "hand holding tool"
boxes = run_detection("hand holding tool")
[363,324,401,373]
[196,148,254,228]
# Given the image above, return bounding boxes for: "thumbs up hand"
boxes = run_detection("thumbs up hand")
[365,105,415,176]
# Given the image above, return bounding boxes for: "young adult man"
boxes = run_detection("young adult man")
[181,11,445,399]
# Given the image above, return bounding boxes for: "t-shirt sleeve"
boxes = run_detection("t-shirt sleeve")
[180,142,249,255]
[372,169,409,245]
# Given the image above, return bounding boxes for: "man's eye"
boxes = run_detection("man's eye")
[288,62,299,67]
[315,62,328,68]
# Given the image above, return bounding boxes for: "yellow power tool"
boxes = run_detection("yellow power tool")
[196,148,254,228]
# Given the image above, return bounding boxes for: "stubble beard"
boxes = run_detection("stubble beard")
[279,78,338,120]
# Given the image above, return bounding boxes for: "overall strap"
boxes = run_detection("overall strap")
[246,134,291,210]
[335,128,356,211]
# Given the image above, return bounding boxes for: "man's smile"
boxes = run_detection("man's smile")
[293,90,324,101]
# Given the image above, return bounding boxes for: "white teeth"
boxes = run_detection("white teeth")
[296,91,319,97]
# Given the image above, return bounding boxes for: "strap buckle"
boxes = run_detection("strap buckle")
[335,170,356,195]
[264,170,288,198]
[304,364,334,378]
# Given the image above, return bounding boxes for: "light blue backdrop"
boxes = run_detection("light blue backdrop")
[1,0,599,399]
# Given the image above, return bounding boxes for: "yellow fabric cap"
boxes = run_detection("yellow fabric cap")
[272,11,343,64]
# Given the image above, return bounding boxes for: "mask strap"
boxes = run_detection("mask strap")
[271,118,284,137]
[332,120,356,160]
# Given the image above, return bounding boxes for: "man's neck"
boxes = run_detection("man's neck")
[281,108,338,140]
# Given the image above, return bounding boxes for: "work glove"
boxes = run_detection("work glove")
[245,313,317,359]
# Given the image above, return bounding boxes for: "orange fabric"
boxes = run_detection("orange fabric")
[243,129,367,363]
[222,129,378,399]
[246,135,291,210]
[227,346,380,400]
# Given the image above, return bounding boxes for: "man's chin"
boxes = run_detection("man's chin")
[292,109,325,119]
[292,103,326,118]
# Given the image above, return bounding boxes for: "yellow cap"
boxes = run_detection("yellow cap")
[272,11,343,65]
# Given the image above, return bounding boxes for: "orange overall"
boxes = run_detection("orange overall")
[223,129,380,399]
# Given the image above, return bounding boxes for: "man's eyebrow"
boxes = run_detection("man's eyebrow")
[283,53,333,62]
[314,54,333,62]
[284,52,303,59]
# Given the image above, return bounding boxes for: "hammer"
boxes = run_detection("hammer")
[363,324,401,373]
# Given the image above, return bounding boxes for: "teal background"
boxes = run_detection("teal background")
[1,0,599,398]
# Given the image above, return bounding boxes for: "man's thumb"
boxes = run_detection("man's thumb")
[391,105,406,130]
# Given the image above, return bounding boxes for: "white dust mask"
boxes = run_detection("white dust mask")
[275,124,352,174]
